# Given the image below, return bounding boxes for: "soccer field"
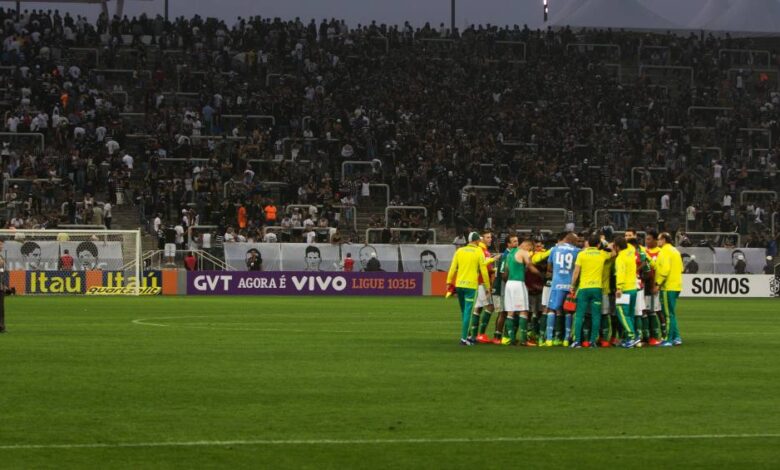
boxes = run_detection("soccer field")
[1,296,779,469]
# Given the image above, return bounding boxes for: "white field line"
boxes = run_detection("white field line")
[2,433,780,451]
[130,315,453,335]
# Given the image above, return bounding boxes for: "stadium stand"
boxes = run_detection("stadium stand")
[0,7,779,256]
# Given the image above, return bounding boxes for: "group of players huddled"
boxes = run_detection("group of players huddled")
[446,228,684,349]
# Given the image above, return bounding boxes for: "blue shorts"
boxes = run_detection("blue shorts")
[547,289,569,311]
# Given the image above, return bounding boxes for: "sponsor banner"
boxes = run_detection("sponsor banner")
[86,286,162,295]
[682,274,779,298]
[400,245,455,273]
[102,271,163,295]
[187,271,423,296]
[281,243,342,272]
[713,248,768,275]
[23,270,162,295]
[26,271,86,294]
[679,248,770,275]
[2,240,125,271]
[224,243,282,271]
[350,244,399,272]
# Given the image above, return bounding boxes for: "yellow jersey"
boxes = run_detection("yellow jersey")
[574,247,611,289]
[447,244,491,291]
[615,249,638,292]
[531,248,552,265]
[655,244,684,292]
[601,256,615,294]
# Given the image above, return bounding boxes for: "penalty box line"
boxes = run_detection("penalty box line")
[2,433,780,450]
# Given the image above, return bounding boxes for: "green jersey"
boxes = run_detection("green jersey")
[507,248,526,282]
[492,250,510,295]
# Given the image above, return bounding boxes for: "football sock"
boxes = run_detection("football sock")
[506,315,517,343]
[468,313,480,339]
[582,315,591,342]
[611,315,620,339]
[634,315,643,339]
[564,314,573,341]
[649,312,661,339]
[495,312,506,339]
[545,313,555,341]
[478,310,492,335]
[600,314,611,341]
[554,314,564,340]
[518,315,528,343]
[537,314,546,339]
[642,315,650,340]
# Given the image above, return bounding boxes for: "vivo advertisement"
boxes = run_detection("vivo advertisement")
[187,272,423,296]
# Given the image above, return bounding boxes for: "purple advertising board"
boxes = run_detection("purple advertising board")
[187,271,423,296]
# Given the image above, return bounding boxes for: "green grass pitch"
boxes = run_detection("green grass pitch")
[1,296,779,468]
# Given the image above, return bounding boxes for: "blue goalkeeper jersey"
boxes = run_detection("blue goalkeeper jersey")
[549,243,580,290]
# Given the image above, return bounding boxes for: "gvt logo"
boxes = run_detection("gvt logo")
[193,275,233,291]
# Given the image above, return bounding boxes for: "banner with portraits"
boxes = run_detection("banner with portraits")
[678,247,770,275]
[399,245,456,273]
[280,243,342,272]
[345,244,400,272]
[223,243,282,272]
[2,240,124,271]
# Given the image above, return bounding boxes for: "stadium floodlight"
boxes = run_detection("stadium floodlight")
[0,229,144,296]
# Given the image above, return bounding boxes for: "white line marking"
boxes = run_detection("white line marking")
[2,433,779,451]
[131,315,451,335]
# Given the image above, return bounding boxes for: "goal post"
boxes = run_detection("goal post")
[0,229,147,296]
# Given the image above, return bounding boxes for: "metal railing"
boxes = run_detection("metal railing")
[740,190,778,205]
[512,208,568,232]
[0,132,44,153]
[365,227,437,244]
[739,128,772,147]
[631,166,669,188]
[639,65,694,87]
[142,249,231,271]
[566,43,621,60]
[719,48,771,66]
[594,209,659,230]
[385,206,428,226]
[528,187,594,208]
[341,160,374,177]
[685,232,742,247]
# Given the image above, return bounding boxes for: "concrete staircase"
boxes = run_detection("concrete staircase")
[110,202,158,252]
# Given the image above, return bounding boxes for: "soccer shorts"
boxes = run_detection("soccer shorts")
[547,288,569,311]
[491,294,504,312]
[542,285,551,307]
[635,291,646,315]
[602,293,615,315]
[504,280,529,312]
[475,285,492,308]
[644,293,661,312]
[528,293,542,315]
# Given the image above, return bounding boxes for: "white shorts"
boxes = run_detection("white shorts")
[491,294,503,312]
[602,294,614,315]
[504,280,529,312]
[542,285,551,307]
[644,293,661,312]
[475,285,492,309]
[634,291,645,316]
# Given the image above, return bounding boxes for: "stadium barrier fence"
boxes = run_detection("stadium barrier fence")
[4,242,777,297]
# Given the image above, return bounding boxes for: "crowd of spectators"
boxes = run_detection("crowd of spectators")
[0,7,778,249]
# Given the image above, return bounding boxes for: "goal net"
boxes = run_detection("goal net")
[0,229,147,296]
